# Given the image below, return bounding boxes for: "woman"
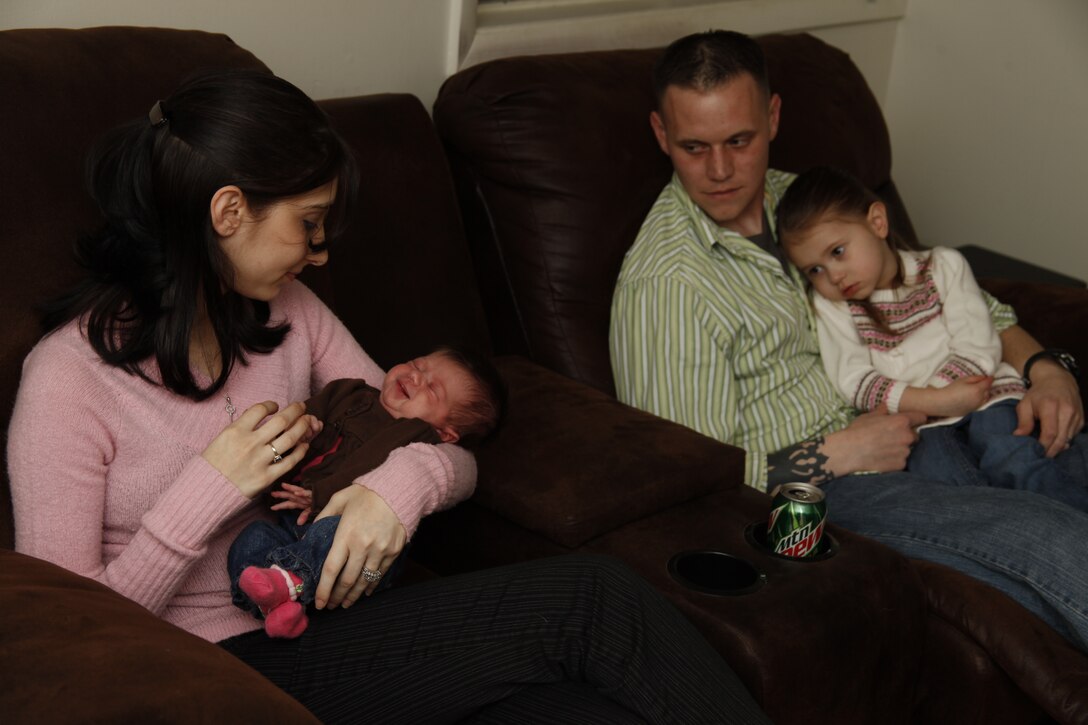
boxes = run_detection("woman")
[8,69,769,724]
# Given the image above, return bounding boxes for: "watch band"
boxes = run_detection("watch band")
[1022,348,1079,389]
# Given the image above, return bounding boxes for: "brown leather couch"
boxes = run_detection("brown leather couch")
[1,26,1086,725]
[423,34,1088,725]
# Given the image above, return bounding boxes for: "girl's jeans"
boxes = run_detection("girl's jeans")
[906,399,1088,511]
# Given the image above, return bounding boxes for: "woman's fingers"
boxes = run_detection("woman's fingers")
[263,408,321,468]
[202,400,314,498]
[362,552,399,598]
[313,486,406,609]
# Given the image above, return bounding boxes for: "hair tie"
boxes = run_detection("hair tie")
[148,100,168,127]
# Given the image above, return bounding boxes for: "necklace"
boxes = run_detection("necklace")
[195,326,235,423]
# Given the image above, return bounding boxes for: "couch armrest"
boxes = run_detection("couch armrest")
[471,356,746,548]
[911,559,1088,723]
[0,549,318,724]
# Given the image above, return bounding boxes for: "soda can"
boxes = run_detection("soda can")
[767,482,827,558]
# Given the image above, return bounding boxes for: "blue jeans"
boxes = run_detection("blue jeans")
[228,512,401,616]
[821,472,1088,651]
[907,400,1088,511]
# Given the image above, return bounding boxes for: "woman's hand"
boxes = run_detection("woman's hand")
[313,485,406,609]
[201,400,320,499]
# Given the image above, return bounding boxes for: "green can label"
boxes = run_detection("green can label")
[767,482,827,558]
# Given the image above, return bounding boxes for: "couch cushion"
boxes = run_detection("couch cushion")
[0,549,319,723]
[472,356,745,548]
[305,94,493,371]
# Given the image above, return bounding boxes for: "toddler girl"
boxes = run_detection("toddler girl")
[776,166,1087,510]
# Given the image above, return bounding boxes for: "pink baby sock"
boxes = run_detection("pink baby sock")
[264,601,308,639]
[239,565,308,638]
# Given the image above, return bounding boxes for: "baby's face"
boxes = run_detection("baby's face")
[783,213,896,302]
[379,353,473,443]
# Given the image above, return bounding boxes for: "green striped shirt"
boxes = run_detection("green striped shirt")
[610,171,1016,490]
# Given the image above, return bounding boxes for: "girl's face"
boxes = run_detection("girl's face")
[782,202,899,302]
[217,180,337,301]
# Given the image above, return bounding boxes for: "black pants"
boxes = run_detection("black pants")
[221,555,769,724]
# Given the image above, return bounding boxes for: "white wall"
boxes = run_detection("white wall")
[885,0,1088,280]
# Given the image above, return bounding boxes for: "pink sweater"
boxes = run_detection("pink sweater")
[9,281,476,643]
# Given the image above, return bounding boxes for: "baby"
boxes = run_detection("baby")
[228,345,505,637]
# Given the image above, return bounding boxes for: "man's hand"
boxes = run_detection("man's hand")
[1015,360,1083,457]
[821,405,926,477]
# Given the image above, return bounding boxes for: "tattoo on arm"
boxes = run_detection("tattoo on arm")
[767,438,832,487]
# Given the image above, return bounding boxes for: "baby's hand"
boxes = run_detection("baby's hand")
[933,376,993,417]
[270,482,315,525]
[300,415,323,444]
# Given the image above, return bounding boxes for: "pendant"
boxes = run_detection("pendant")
[225,396,236,422]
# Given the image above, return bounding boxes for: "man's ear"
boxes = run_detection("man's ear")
[210,185,247,238]
[436,425,460,444]
[767,93,782,141]
[867,201,890,239]
[650,110,669,155]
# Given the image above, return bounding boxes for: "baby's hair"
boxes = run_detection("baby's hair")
[432,345,507,449]
[776,166,906,333]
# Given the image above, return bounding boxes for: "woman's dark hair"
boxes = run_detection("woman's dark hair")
[42,69,359,399]
[776,165,906,333]
[433,345,508,449]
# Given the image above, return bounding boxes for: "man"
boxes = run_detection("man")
[610,29,1088,649]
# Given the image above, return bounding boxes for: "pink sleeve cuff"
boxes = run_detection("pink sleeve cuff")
[353,443,475,538]
[142,456,252,550]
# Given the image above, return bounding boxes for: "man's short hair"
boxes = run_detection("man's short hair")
[652,30,770,107]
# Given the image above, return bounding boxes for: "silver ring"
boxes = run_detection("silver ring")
[269,443,283,465]
[361,567,383,583]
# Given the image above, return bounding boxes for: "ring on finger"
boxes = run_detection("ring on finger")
[269,443,283,465]
[361,567,383,583]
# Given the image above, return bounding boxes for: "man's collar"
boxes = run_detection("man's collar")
[666,173,777,254]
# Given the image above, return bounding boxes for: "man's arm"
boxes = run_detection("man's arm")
[1000,324,1082,455]
[611,277,741,446]
[767,406,925,487]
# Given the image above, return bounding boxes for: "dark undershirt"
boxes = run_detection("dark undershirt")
[747,211,791,275]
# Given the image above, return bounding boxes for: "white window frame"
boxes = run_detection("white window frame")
[447,0,906,73]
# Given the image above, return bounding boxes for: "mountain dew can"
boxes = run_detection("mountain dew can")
[767,482,827,558]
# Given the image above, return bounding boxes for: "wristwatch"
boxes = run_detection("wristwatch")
[1022,348,1079,388]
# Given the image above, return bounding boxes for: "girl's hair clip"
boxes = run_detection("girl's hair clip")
[148,100,168,127]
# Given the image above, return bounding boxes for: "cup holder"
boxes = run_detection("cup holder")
[745,522,839,562]
[668,550,766,596]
